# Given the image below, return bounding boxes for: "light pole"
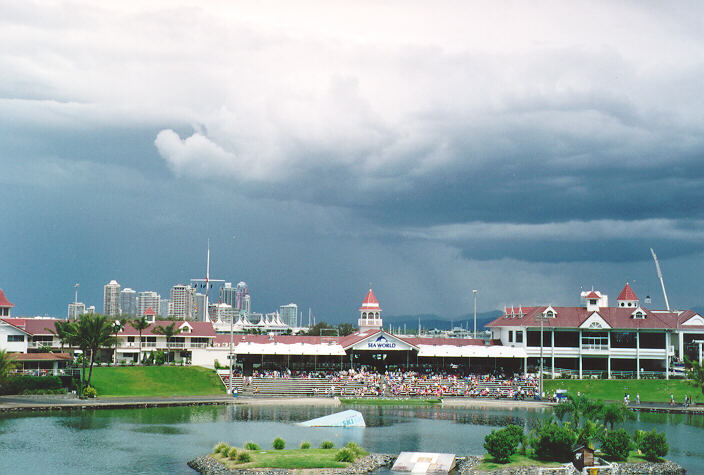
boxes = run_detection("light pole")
[229,310,235,394]
[473,290,478,339]
[538,314,546,399]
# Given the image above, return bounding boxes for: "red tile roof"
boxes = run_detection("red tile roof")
[120,321,216,337]
[0,289,14,308]
[585,291,601,299]
[9,352,73,361]
[144,307,156,316]
[359,288,381,311]
[617,282,638,301]
[2,318,57,335]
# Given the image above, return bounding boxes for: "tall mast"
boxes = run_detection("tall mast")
[650,248,671,311]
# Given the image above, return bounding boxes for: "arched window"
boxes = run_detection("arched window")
[362,312,367,319]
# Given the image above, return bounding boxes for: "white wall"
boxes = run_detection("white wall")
[191,348,232,368]
[0,323,28,352]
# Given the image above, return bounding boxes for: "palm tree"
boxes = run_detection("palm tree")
[152,322,183,363]
[0,349,18,385]
[685,357,704,396]
[131,316,151,364]
[73,314,116,389]
[48,319,76,353]
[602,403,634,430]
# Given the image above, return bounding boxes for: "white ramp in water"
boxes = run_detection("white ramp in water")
[391,452,456,473]
[298,410,366,427]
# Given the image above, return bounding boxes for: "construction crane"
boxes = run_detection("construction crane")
[650,248,671,311]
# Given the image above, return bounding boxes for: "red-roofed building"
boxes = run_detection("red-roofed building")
[358,287,383,332]
[0,289,15,317]
[488,285,704,379]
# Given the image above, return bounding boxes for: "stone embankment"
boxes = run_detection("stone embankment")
[188,454,395,474]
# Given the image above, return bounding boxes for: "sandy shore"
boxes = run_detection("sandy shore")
[235,397,341,406]
[440,398,553,409]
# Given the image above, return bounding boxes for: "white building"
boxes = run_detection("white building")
[159,298,169,318]
[67,302,85,319]
[279,303,298,327]
[169,284,195,319]
[103,280,121,316]
[0,289,14,318]
[137,291,161,317]
[220,283,237,308]
[358,287,383,332]
[120,288,137,316]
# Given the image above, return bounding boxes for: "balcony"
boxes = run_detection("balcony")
[27,341,59,348]
[581,343,609,351]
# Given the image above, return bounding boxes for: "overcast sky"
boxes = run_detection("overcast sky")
[2,1,704,322]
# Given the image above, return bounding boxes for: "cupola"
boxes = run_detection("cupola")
[358,286,382,332]
[616,282,639,308]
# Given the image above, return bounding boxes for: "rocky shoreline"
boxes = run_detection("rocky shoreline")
[188,454,686,474]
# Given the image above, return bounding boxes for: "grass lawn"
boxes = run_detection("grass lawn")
[340,398,442,405]
[544,379,702,404]
[212,447,368,469]
[475,454,564,471]
[89,366,225,397]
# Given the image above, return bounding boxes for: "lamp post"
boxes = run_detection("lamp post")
[539,314,545,399]
[229,310,234,394]
[473,290,478,339]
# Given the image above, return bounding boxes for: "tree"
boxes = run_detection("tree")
[530,419,577,462]
[337,323,357,336]
[685,356,704,396]
[0,349,18,386]
[600,429,633,461]
[602,403,634,430]
[49,319,76,353]
[306,321,333,336]
[638,429,668,462]
[131,317,151,364]
[72,314,116,389]
[484,427,520,463]
[152,322,183,363]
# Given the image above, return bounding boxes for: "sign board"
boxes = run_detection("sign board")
[351,333,415,351]
[391,452,456,473]
[298,410,366,427]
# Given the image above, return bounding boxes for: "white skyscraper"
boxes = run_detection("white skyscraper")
[137,291,161,317]
[67,302,86,319]
[169,284,195,319]
[279,303,298,327]
[241,294,251,316]
[159,298,169,318]
[103,280,121,316]
[235,281,248,311]
[220,282,237,308]
[120,288,137,316]
[194,292,206,321]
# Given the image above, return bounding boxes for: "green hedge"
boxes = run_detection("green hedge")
[0,376,63,395]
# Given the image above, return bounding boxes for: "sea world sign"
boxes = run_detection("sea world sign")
[354,335,411,351]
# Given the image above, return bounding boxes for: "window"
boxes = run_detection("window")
[7,335,24,342]
[546,311,554,317]
[127,336,135,342]
[508,330,513,343]
[590,299,598,305]
[581,331,608,349]
[633,312,645,319]
[516,331,523,343]
[1,308,8,316]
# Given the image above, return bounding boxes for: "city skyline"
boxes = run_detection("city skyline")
[3,2,704,321]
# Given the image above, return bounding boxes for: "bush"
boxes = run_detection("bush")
[345,442,364,456]
[82,386,98,398]
[244,442,260,450]
[154,350,165,366]
[214,359,223,370]
[530,420,577,462]
[300,441,311,449]
[237,452,251,463]
[335,448,356,463]
[0,375,63,395]
[213,442,228,454]
[600,429,633,461]
[20,388,65,395]
[320,440,335,449]
[503,425,526,454]
[484,428,518,464]
[228,447,238,459]
[638,429,668,462]
[273,437,286,450]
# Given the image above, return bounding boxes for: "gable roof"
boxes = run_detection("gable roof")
[359,289,381,311]
[0,289,14,308]
[585,291,601,300]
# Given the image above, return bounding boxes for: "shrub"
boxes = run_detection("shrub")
[484,428,518,464]
[0,375,63,395]
[300,441,311,449]
[638,429,668,462]
[20,388,65,395]
[237,452,251,463]
[228,447,238,459]
[214,359,223,370]
[320,440,335,449]
[503,425,526,454]
[600,429,633,461]
[345,442,364,456]
[213,442,228,454]
[244,442,260,450]
[273,437,286,450]
[530,420,577,462]
[82,386,98,398]
[335,448,356,463]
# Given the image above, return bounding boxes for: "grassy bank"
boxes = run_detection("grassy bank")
[475,454,563,471]
[212,447,367,469]
[340,398,442,405]
[90,366,225,397]
[544,379,702,403]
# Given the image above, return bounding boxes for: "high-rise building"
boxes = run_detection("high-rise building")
[169,284,195,319]
[235,281,248,311]
[67,302,85,319]
[120,288,137,316]
[137,291,161,317]
[159,298,169,318]
[220,282,237,308]
[103,280,121,316]
[279,303,298,327]
[241,294,251,316]
[86,305,96,315]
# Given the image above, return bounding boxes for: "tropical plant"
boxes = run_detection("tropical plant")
[530,419,577,462]
[228,447,238,459]
[638,429,668,462]
[0,349,18,385]
[244,442,260,450]
[82,386,98,398]
[345,442,364,456]
[600,429,633,461]
[602,403,634,430]
[273,437,285,450]
[72,314,117,391]
[49,319,78,353]
[236,452,251,463]
[131,317,151,364]
[575,419,600,448]
[152,322,183,363]
[300,441,311,449]
[335,448,356,463]
[320,440,335,449]
[213,442,228,454]
[484,427,519,463]
[502,424,526,454]
[685,356,704,396]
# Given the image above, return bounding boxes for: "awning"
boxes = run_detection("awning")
[416,345,527,358]
[234,342,346,356]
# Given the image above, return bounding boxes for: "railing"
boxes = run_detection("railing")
[13,368,81,377]
[581,344,609,351]
[166,342,186,349]
[190,342,208,348]
[27,341,59,348]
